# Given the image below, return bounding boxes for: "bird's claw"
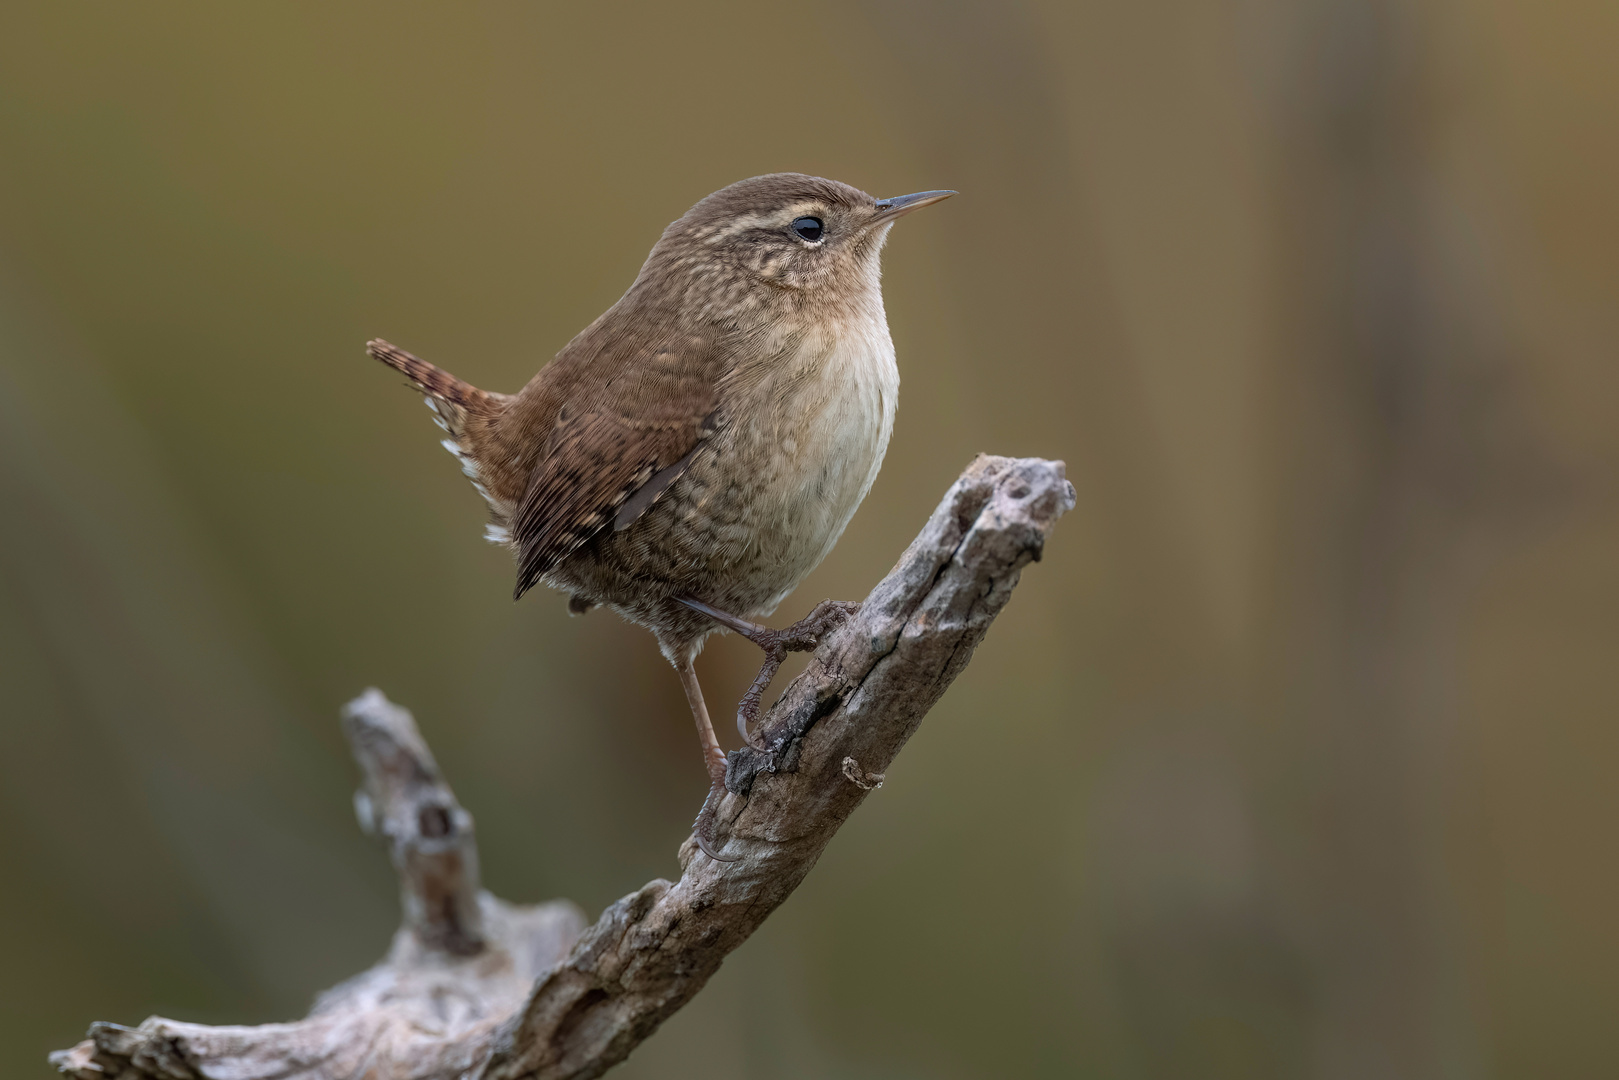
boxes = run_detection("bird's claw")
[735,600,861,750]
[776,599,862,651]
[692,777,741,863]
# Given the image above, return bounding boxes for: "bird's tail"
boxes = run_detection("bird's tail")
[366,339,504,439]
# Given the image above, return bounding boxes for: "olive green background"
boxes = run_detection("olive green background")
[2,2,1615,1077]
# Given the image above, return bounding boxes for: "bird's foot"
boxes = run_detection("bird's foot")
[769,599,863,652]
[692,776,740,863]
[733,600,861,752]
[677,597,861,752]
[681,600,859,862]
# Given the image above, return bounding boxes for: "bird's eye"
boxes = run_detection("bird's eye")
[791,217,824,242]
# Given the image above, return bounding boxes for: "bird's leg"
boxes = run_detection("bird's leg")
[676,661,739,863]
[679,597,862,752]
[676,660,727,783]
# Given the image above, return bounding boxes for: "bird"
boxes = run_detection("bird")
[367,173,954,861]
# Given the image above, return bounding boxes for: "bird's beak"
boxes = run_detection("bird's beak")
[869,189,957,226]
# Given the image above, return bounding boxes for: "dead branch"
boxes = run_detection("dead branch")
[52,454,1074,1080]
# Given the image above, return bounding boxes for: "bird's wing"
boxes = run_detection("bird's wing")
[510,334,720,599]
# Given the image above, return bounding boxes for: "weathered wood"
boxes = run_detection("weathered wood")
[52,454,1073,1080]
[344,687,488,958]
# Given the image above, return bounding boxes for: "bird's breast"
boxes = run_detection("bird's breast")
[695,307,898,609]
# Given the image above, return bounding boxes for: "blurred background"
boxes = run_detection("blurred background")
[1,1,1615,1077]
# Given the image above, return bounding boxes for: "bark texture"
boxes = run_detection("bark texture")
[52,454,1073,1080]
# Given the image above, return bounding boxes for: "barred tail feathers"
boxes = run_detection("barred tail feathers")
[368,339,516,536]
[366,339,504,438]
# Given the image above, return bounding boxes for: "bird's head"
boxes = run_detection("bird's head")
[648,173,954,306]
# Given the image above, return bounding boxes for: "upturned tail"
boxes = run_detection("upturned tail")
[366,338,507,441]
[367,338,499,408]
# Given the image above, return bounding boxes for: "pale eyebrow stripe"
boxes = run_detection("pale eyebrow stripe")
[703,202,831,242]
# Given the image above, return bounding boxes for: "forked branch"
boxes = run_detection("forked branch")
[52,455,1074,1080]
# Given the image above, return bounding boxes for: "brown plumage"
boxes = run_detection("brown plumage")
[369,173,953,860]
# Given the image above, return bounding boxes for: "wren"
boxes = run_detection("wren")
[368,173,954,861]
